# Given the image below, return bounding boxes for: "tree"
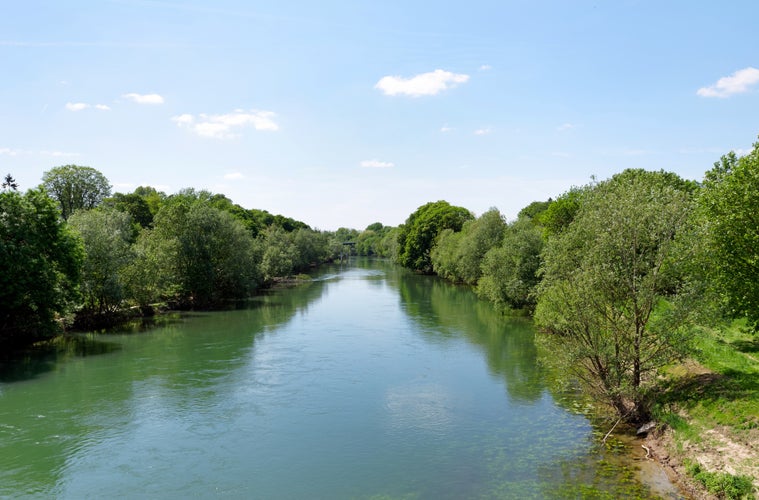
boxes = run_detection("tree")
[2,174,18,191]
[42,165,112,220]
[431,208,506,285]
[167,202,261,307]
[699,143,759,330]
[68,208,134,316]
[0,188,83,347]
[397,200,474,273]
[534,169,698,420]
[104,192,155,230]
[477,216,544,310]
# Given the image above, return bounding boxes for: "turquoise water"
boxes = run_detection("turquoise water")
[0,260,677,498]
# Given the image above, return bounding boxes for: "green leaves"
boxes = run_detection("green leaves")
[534,169,698,419]
[0,188,83,346]
[699,142,759,331]
[41,165,112,220]
[397,200,474,273]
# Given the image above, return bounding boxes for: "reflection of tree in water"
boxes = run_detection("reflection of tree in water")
[0,277,331,497]
[392,270,545,403]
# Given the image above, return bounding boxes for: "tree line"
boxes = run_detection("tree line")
[3,140,758,423]
[0,165,388,349]
[392,142,759,422]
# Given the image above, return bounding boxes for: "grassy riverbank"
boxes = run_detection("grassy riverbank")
[647,320,758,499]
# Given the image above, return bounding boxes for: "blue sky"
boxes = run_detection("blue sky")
[2,1,758,230]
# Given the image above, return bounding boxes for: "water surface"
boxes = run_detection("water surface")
[0,260,678,498]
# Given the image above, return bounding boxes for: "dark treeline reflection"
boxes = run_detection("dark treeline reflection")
[389,262,544,403]
[0,278,331,497]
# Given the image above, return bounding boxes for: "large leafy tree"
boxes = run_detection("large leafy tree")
[397,200,473,273]
[42,165,112,220]
[477,216,544,310]
[68,208,134,316]
[534,169,698,420]
[0,188,83,347]
[700,143,759,330]
[153,200,261,307]
[432,208,506,285]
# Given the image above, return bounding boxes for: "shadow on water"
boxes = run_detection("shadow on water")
[389,267,545,403]
[0,336,121,383]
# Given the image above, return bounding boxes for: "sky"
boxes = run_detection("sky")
[2,1,758,230]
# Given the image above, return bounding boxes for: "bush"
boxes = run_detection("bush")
[686,461,754,499]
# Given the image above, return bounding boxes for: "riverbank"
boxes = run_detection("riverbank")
[643,321,758,499]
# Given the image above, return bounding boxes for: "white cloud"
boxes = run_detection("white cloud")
[440,125,454,133]
[40,150,79,157]
[65,102,90,111]
[172,109,279,139]
[0,147,19,156]
[375,69,469,97]
[123,92,165,104]
[224,172,245,180]
[557,122,575,132]
[551,152,572,158]
[360,159,394,168]
[474,128,492,135]
[697,67,759,98]
[65,102,109,111]
[479,64,492,71]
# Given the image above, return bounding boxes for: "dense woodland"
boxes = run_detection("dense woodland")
[2,141,758,428]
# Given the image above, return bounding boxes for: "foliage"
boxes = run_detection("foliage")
[534,169,698,420]
[146,199,262,307]
[120,225,179,308]
[431,208,506,284]
[397,200,473,273]
[103,192,155,231]
[356,222,397,257]
[536,186,585,237]
[41,165,112,220]
[685,461,754,499]
[517,199,551,220]
[699,142,759,331]
[477,216,544,310]
[2,174,19,191]
[0,188,83,346]
[259,225,299,282]
[68,208,134,316]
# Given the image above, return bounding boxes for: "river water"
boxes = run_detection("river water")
[0,259,682,499]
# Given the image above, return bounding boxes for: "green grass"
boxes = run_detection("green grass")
[647,319,758,498]
[685,460,754,500]
[654,321,759,432]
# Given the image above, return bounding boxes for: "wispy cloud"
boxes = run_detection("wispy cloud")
[65,102,89,111]
[40,150,80,157]
[223,172,245,180]
[0,147,78,157]
[123,92,165,104]
[360,159,394,168]
[697,67,759,98]
[474,128,492,135]
[478,64,492,71]
[557,122,576,132]
[440,125,454,133]
[375,69,469,97]
[65,102,110,111]
[172,109,279,139]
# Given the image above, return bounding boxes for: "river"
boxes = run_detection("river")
[0,259,683,498]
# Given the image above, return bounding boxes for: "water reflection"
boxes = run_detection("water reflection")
[391,268,544,403]
[0,259,679,498]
